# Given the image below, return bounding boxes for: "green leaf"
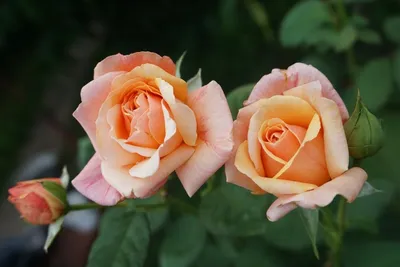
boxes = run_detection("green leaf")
[199,184,269,236]
[87,208,150,267]
[60,166,69,189]
[344,242,400,267]
[356,58,393,111]
[41,181,67,205]
[392,49,400,91]
[383,16,400,44]
[235,239,283,267]
[77,136,95,169]
[335,24,357,52]
[44,216,64,252]
[357,29,381,44]
[264,208,322,250]
[280,0,333,47]
[194,242,230,267]
[175,51,187,79]
[160,215,207,267]
[187,69,202,91]
[227,83,254,119]
[351,15,369,28]
[299,209,319,259]
[134,194,169,233]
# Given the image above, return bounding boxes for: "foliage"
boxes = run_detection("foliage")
[2,0,400,266]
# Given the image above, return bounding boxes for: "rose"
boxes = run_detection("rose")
[8,178,66,225]
[225,63,367,221]
[72,51,233,205]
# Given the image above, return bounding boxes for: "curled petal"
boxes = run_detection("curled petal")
[102,144,195,198]
[266,167,368,222]
[94,51,176,79]
[73,72,123,150]
[176,81,234,196]
[71,153,124,206]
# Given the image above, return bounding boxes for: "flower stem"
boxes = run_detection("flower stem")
[332,197,347,267]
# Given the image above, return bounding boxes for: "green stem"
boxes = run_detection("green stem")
[67,201,166,212]
[332,198,347,267]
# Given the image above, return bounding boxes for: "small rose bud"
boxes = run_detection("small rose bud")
[344,90,384,159]
[8,178,67,225]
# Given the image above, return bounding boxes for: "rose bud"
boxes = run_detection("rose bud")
[344,90,384,159]
[8,178,67,225]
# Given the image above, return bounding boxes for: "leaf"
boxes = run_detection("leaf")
[299,209,319,259]
[60,166,69,189]
[194,242,231,267]
[344,242,400,267]
[356,58,393,111]
[41,181,67,204]
[175,51,187,79]
[87,208,150,267]
[235,239,284,267]
[335,24,357,52]
[383,16,400,44]
[77,136,95,169]
[44,216,64,252]
[159,215,207,267]
[199,184,269,236]
[357,29,381,44]
[280,0,333,47]
[264,208,322,251]
[134,194,169,233]
[351,15,369,28]
[226,83,254,119]
[392,49,400,91]
[187,68,202,91]
[357,181,382,198]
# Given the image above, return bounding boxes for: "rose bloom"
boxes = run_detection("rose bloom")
[8,179,65,225]
[225,63,367,221]
[72,52,233,205]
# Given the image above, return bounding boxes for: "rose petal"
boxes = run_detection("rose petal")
[234,141,317,195]
[176,81,234,196]
[102,144,195,198]
[112,64,187,102]
[284,82,349,178]
[71,153,124,206]
[266,167,368,221]
[94,51,176,79]
[286,63,349,121]
[245,70,287,105]
[73,72,123,150]
[147,94,165,144]
[156,78,198,146]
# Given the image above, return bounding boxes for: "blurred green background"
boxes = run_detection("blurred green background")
[1,0,400,266]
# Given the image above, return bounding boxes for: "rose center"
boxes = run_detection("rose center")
[263,124,287,144]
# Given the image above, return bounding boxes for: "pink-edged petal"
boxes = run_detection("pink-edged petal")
[245,70,287,105]
[94,52,176,79]
[176,81,234,196]
[102,144,195,198]
[156,78,198,146]
[73,72,123,150]
[225,101,268,192]
[71,153,124,206]
[266,167,367,222]
[286,63,349,121]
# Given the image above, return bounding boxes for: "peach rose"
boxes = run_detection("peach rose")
[8,178,66,225]
[225,63,367,221]
[72,52,233,205]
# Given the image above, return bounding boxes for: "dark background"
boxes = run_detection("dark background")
[1,0,400,266]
